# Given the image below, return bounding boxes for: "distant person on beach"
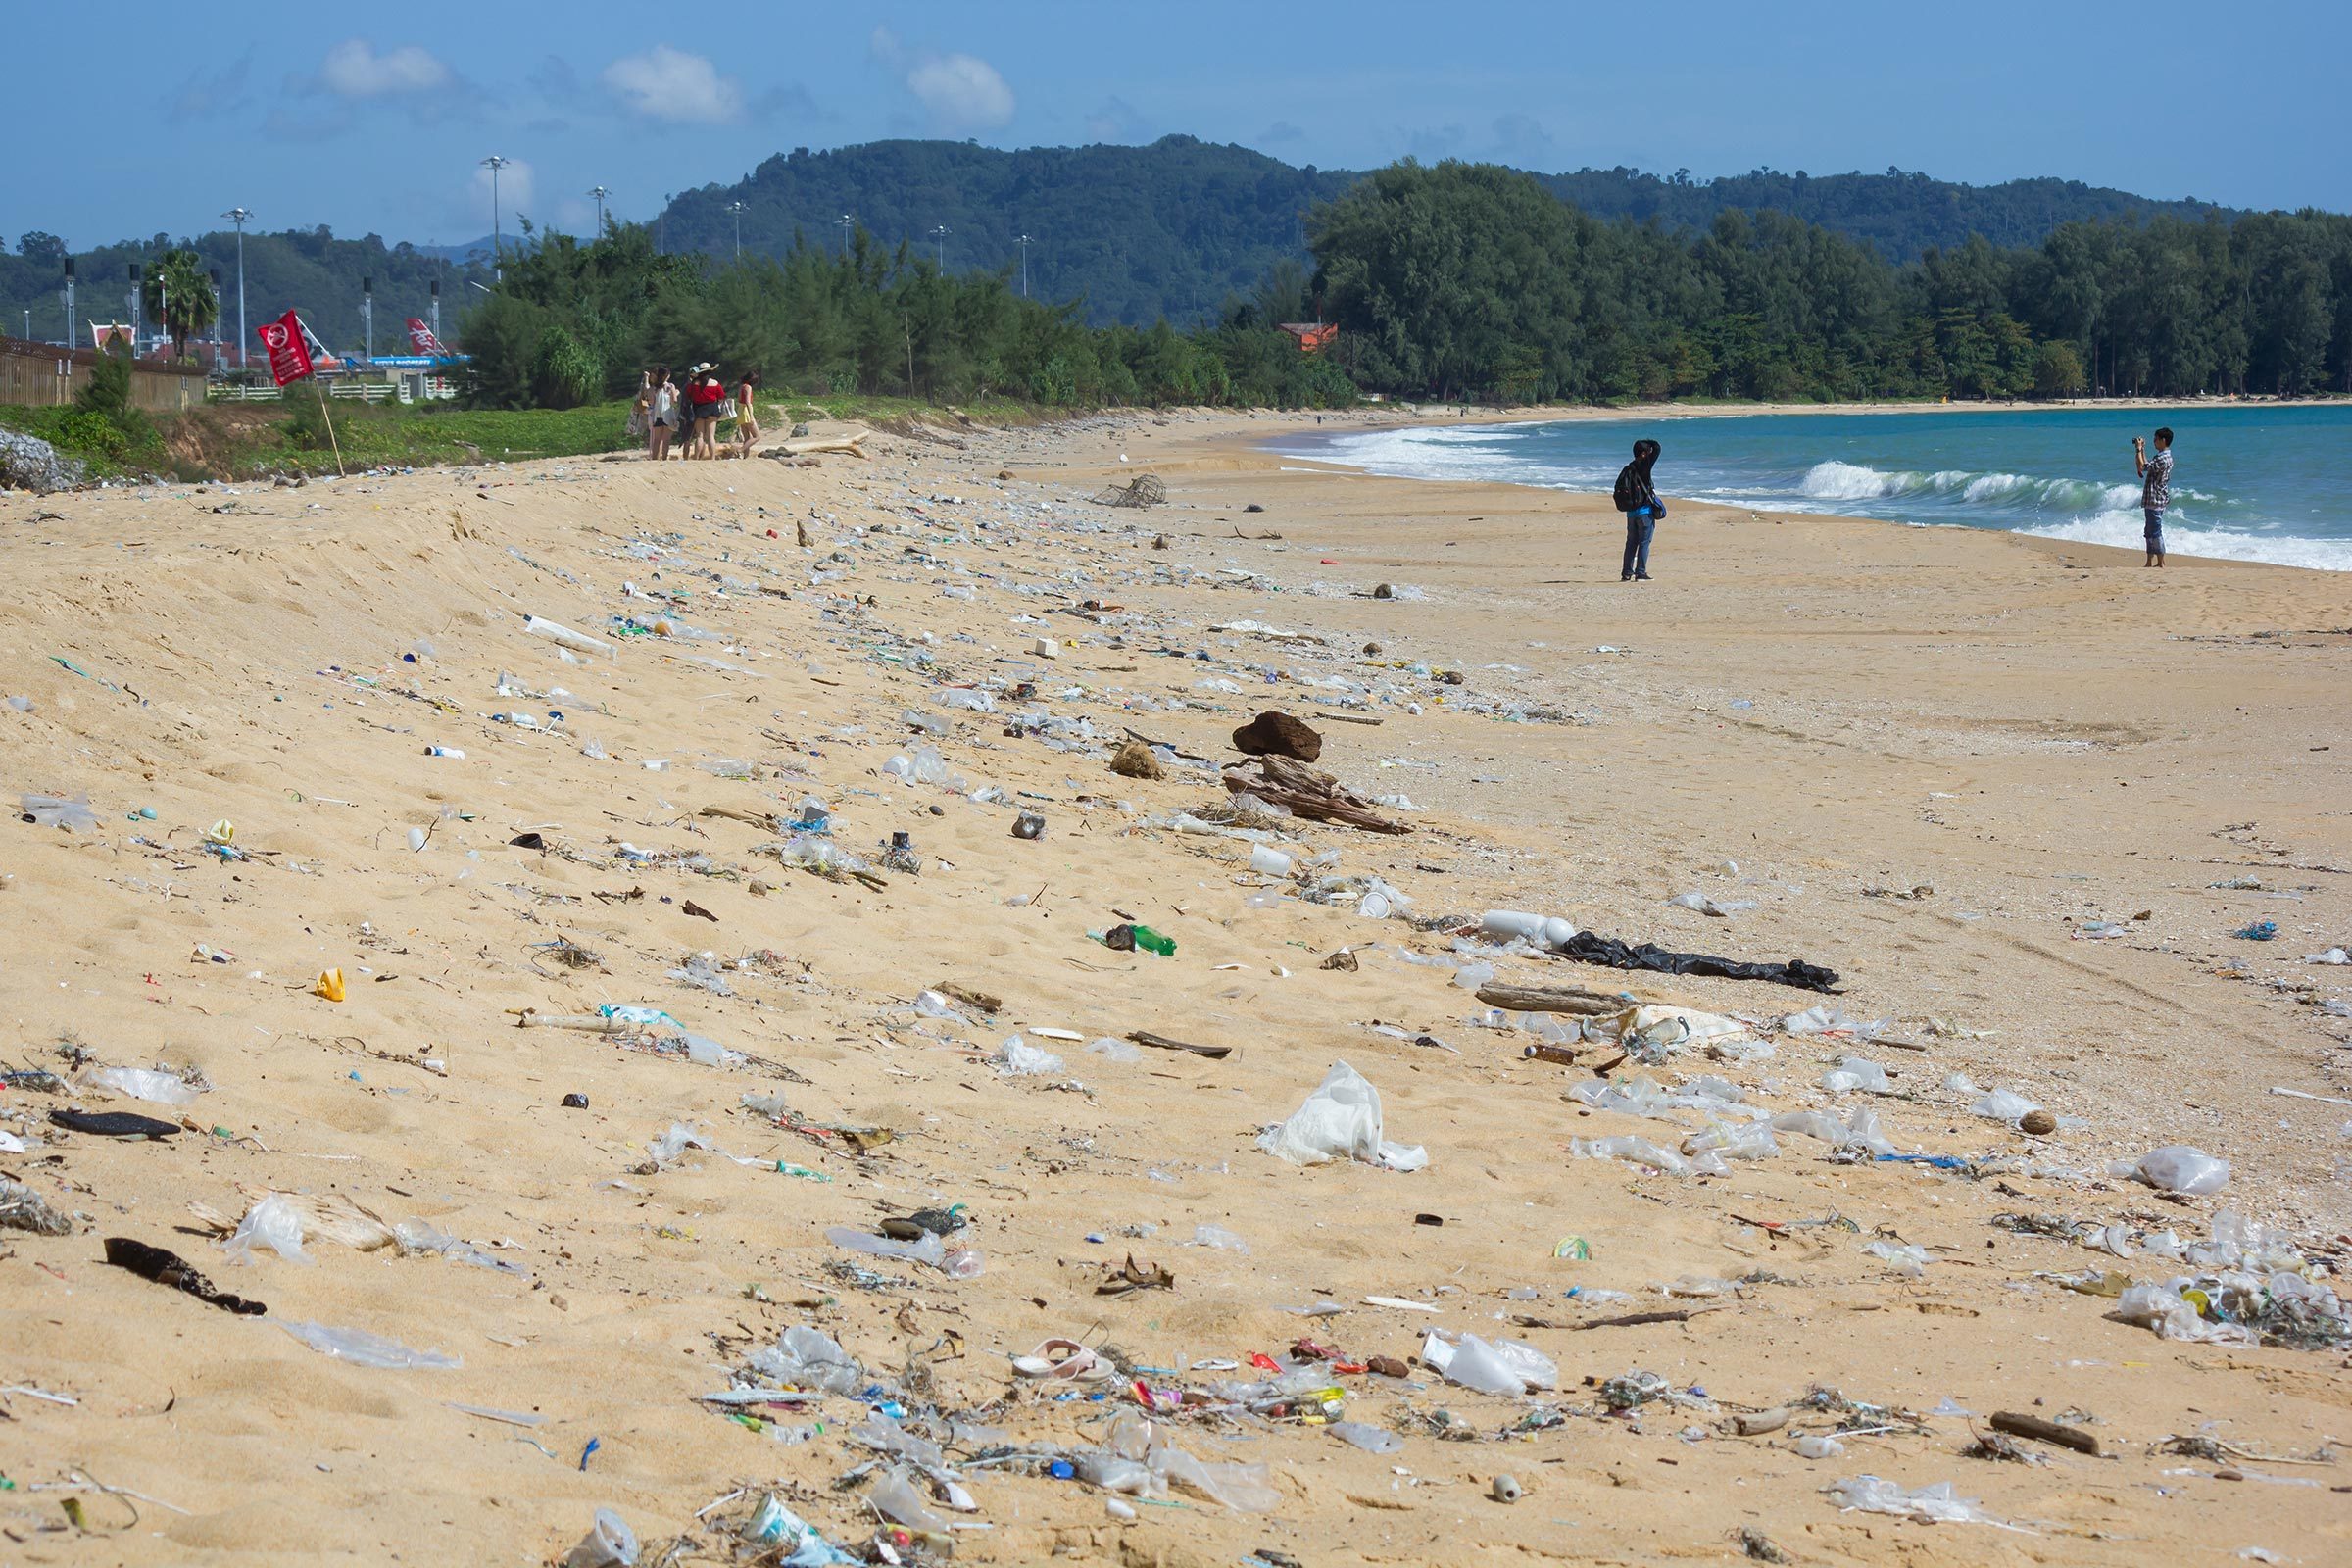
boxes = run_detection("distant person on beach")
[2134,426,2173,567]
[647,367,677,461]
[1612,438,1664,581]
[734,370,761,458]
[687,363,724,458]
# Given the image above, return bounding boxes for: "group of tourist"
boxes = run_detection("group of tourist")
[630,365,762,461]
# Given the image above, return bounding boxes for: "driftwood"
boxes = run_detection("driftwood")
[768,434,867,459]
[1222,754,1411,835]
[698,805,776,830]
[1127,1030,1233,1060]
[1474,982,1627,1017]
[1988,1411,2101,1455]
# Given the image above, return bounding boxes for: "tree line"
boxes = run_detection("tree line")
[458,221,1358,412]
[1310,162,2352,403]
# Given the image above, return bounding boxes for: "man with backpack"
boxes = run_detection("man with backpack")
[1612,438,1664,581]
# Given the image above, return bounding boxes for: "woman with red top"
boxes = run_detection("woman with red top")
[687,362,724,459]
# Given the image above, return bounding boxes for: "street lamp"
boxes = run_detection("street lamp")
[837,213,854,257]
[1016,232,1033,298]
[362,276,373,362]
[430,279,441,347]
[480,155,512,279]
[128,263,143,353]
[726,199,747,262]
[588,184,611,235]
[62,258,74,352]
[209,269,221,366]
[221,207,251,368]
[931,224,950,271]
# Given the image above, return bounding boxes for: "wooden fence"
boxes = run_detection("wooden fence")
[0,336,210,414]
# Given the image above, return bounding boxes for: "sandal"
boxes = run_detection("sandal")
[1011,1337,1108,1381]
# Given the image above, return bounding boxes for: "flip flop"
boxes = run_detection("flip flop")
[1011,1337,1107,1381]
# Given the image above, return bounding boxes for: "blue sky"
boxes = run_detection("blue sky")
[15,0,2348,247]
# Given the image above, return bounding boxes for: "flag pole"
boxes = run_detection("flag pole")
[318,381,346,477]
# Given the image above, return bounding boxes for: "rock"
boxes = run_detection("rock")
[1362,642,1382,656]
[0,430,82,494]
[1109,739,1165,780]
[1373,582,1396,599]
[2020,1109,2057,1136]
[1232,710,1323,762]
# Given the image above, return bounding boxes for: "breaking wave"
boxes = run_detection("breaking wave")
[1800,462,2146,514]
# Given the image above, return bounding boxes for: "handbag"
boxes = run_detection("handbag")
[717,398,738,420]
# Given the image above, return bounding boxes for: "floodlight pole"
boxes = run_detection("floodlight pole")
[480,156,512,280]
[589,185,610,234]
[222,207,251,367]
[1016,233,1032,298]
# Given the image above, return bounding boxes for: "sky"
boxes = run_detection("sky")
[12,0,2349,249]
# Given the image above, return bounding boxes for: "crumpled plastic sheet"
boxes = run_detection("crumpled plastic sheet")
[749,1324,865,1395]
[1421,1329,1557,1395]
[1256,1060,1428,1171]
[1824,1476,2018,1528]
[1556,931,1839,992]
[278,1318,462,1369]
[2117,1145,2230,1196]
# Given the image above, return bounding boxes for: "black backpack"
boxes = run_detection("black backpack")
[1611,462,1645,512]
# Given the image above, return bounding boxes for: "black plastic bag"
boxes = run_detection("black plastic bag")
[1556,932,1840,993]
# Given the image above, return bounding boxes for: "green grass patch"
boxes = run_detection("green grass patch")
[0,403,170,481]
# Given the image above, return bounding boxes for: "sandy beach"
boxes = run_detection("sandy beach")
[2,405,2348,1566]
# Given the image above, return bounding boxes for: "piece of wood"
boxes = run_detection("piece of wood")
[1127,1030,1233,1060]
[1988,1411,2101,1455]
[773,434,866,457]
[698,805,775,829]
[1223,754,1411,835]
[1572,1307,1718,1331]
[1475,982,1627,1017]
[1318,712,1386,726]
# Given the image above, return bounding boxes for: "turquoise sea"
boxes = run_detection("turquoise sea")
[1273,404,2352,571]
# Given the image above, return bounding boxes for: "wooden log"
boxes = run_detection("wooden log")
[698,805,776,829]
[1475,982,1627,1017]
[1127,1030,1233,1060]
[773,434,866,457]
[1988,1411,2100,1455]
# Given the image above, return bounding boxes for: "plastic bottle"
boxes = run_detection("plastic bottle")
[1104,923,1176,956]
[524,615,615,658]
[1522,1043,1578,1065]
[425,745,465,759]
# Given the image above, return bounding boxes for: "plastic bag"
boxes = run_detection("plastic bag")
[1572,1135,1691,1175]
[277,1319,461,1369]
[1256,1061,1428,1171]
[868,1468,949,1533]
[749,1324,866,1394]
[1819,1057,1891,1094]
[1683,1121,1778,1161]
[21,793,99,833]
[222,1193,315,1266]
[2121,1145,2230,1195]
[1149,1441,1281,1511]
[1969,1087,2040,1124]
[743,1494,858,1565]
[1329,1420,1404,1454]
[825,1224,945,1267]
[1824,1476,2001,1526]
[1086,1036,1143,1063]
[1422,1330,1556,1395]
[993,1036,1065,1076]
[564,1507,641,1567]
[85,1066,201,1106]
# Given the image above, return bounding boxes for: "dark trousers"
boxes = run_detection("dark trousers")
[1621,511,1655,577]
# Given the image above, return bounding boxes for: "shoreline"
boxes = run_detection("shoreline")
[1206,402,2347,576]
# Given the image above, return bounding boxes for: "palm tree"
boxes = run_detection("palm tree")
[142,248,219,360]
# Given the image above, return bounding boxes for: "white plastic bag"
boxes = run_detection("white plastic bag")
[85,1066,200,1106]
[223,1193,315,1266]
[1970,1088,2040,1124]
[1422,1329,1557,1395]
[1256,1061,1428,1171]
[2121,1145,2230,1195]
[993,1036,1065,1076]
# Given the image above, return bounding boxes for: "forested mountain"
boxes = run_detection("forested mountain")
[1538,168,2234,259]
[0,138,2268,356]
[659,138,1354,329]
[0,228,490,359]
[657,137,2246,326]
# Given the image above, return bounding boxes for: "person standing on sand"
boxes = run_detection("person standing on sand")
[647,367,678,461]
[1612,438,1664,581]
[734,370,761,458]
[2134,425,2174,567]
[688,364,725,459]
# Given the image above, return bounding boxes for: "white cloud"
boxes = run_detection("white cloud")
[872,28,1012,132]
[602,46,743,122]
[320,39,450,98]
[906,52,1014,132]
